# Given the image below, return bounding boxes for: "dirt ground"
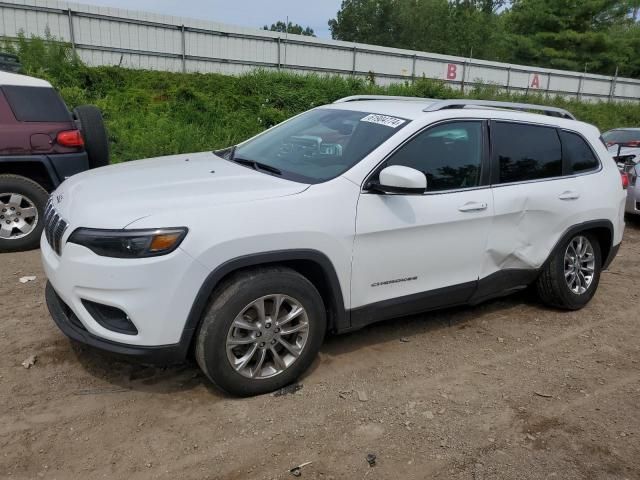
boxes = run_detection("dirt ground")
[1,220,639,480]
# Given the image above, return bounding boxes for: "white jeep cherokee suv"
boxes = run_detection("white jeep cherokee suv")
[42,97,626,396]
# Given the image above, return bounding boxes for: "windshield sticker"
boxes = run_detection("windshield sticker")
[360,114,406,129]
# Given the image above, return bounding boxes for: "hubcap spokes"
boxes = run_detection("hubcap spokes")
[564,236,595,295]
[226,294,309,379]
[0,193,38,240]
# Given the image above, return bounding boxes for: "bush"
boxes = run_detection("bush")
[2,36,639,162]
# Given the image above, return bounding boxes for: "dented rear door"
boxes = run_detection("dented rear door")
[481,121,583,278]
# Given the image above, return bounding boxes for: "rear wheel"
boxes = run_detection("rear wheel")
[74,105,109,169]
[0,175,48,252]
[195,267,326,396]
[536,233,602,310]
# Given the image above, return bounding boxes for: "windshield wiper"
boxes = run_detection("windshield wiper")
[232,157,282,175]
[221,145,282,175]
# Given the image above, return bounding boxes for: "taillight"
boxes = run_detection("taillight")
[621,172,629,189]
[56,129,84,147]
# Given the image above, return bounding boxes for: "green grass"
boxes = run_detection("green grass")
[4,35,640,163]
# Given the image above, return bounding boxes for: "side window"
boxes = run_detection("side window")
[384,121,483,192]
[493,122,562,183]
[560,131,600,174]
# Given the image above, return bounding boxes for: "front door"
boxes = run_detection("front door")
[350,120,493,325]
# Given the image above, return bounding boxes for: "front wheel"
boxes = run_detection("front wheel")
[536,233,602,310]
[195,267,326,396]
[0,175,48,252]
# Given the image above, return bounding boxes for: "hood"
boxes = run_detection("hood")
[52,151,309,228]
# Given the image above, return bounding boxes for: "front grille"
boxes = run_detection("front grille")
[44,199,69,255]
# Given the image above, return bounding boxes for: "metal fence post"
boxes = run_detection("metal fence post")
[67,8,76,52]
[352,46,357,76]
[545,74,551,98]
[277,38,281,70]
[411,54,417,83]
[180,25,186,73]
[506,67,511,95]
[577,75,584,101]
[608,66,619,102]
[461,61,467,94]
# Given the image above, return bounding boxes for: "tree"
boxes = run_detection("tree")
[327,0,638,77]
[263,21,315,37]
[329,0,506,59]
[328,0,400,45]
[504,0,632,73]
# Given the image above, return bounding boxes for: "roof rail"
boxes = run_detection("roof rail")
[422,99,576,120]
[334,95,437,104]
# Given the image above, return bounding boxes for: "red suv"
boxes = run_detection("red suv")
[0,69,108,252]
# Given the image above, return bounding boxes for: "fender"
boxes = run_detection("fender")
[179,249,348,352]
[0,155,61,188]
[542,219,615,270]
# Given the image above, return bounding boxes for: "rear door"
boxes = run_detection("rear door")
[481,121,590,281]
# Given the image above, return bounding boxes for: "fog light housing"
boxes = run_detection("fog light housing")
[82,300,138,335]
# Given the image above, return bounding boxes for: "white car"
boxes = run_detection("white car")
[42,98,626,396]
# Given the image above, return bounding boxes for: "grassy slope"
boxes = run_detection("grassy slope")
[65,68,640,163]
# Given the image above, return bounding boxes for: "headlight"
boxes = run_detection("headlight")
[67,227,188,258]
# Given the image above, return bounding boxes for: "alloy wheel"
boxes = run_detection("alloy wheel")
[225,294,310,379]
[564,235,596,295]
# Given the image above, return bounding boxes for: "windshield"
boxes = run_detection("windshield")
[228,108,408,183]
[602,129,640,146]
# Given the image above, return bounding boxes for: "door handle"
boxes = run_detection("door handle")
[558,191,580,200]
[458,201,488,212]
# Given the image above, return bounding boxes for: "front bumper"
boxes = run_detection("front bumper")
[41,232,210,362]
[45,282,187,364]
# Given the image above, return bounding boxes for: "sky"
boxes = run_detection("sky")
[80,0,343,38]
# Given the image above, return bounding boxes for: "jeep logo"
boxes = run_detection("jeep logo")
[55,194,64,204]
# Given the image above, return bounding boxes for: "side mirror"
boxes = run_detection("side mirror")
[371,165,427,194]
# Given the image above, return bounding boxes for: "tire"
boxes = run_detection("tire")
[73,105,109,169]
[0,175,49,252]
[536,232,602,310]
[195,267,326,397]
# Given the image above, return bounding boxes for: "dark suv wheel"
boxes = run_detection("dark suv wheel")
[195,267,326,396]
[0,175,49,252]
[536,233,602,310]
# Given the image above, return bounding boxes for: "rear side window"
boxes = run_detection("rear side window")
[493,122,562,183]
[1,85,71,122]
[560,131,600,173]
